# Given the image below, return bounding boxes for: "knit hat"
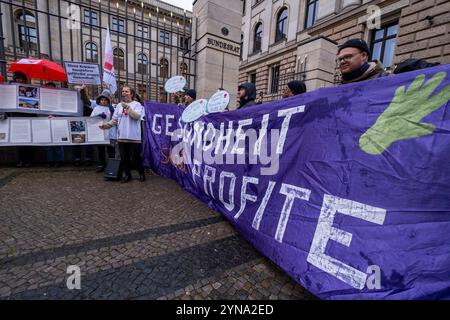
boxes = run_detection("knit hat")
[185,89,197,100]
[96,89,112,105]
[338,39,371,55]
[287,80,306,95]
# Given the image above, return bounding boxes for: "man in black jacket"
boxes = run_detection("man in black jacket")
[237,82,257,109]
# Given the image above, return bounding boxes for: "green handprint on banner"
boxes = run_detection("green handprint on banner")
[360,72,450,155]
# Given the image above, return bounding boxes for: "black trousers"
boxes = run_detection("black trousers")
[118,142,144,176]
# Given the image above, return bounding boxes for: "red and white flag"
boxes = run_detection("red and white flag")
[102,27,117,94]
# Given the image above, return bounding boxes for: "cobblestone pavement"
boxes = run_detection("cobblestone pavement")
[0,167,316,300]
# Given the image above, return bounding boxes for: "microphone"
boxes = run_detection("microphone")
[122,95,128,116]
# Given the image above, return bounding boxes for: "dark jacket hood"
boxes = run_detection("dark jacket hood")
[238,82,257,108]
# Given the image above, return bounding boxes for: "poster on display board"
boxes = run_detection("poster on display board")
[0,84,82,116]
[0,117,109,146]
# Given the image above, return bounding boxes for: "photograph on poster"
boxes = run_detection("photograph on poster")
[18,97,40,109]
[70,120,86,132]
[18,85,39,99]
[71,133,86,144]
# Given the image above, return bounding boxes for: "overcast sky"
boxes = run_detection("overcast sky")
[161,0,193,11]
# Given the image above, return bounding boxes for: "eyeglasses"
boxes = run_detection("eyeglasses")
[337,52,362,64]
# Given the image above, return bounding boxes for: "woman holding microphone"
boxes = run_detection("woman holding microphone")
[99,86,145,183]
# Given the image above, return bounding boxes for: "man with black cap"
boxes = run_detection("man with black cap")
[282,80,307,99]
[183,89,196,107]
[237,82,257,109]
[337,38,387,84]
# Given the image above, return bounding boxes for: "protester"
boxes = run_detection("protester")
[90,89,117,172]
[282,80,306,98]
[255,91,264,104]
[184,89,196,107]
[337,39,387,84]
[99,86,145,183]
[237,82,256,109]
[75,84,95,166]
[11,71,27,84]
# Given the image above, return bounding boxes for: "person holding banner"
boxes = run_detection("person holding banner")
[337,39,387,84]
[237,82,257,109]
[99,86,145,183]
[182,89,196,108]
[281,80,306,99]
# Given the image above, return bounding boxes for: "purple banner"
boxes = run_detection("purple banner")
[143,65,450,300]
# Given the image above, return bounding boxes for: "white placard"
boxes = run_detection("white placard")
[64,62,101,85]
[86,118,105,142]
[31,119,52,143]
[0,120,9,143]
[0,85,18,110]
[164,75,187,93]
[181,99,208,123]
[40,88,78,113]
[207,90,230,113]
[10,119,31,143]
[51,119,70,144]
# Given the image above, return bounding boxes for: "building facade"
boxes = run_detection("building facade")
[0,0,195,102]
[239,0,450,102]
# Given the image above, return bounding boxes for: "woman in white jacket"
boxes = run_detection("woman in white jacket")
[99,86,145,183]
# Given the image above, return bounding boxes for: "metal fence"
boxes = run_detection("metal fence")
[0,0,196,102]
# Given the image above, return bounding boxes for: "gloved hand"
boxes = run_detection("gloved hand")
[99,112,107,119]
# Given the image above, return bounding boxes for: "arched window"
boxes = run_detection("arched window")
[85,42,98,63]
[179,62,188,78]
[275,7,288,42]
[16,10,37,50]
[113,48,125,71]
[160,58,169,78]
[253,22,263,53]
[137,53,148,74]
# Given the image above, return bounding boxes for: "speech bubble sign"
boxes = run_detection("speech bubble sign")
[181,99,208,123]
[164,75,187,93]
[207,90,230,113]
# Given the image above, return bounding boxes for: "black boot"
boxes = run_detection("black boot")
[139,172,146,182]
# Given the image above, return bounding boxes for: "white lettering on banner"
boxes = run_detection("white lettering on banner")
[219,171,236,211]
[234,176,259,220]
[203,123,216,152]
[214,121,233,155]
[253,114,269,155]
[231,119,253,155]
[252,181,277,230]
[165,115,175,137]
[307,194,386,289]
[152,114,162,134]
[192,159,202,186]
[275,184,311,243]
[277,106,305,154]
[203,165,216,199]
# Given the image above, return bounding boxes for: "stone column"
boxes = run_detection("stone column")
[192,0,242,109]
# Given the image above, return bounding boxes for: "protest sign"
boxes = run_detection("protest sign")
[64,62,101,85]
[164,75,187,93]
[181,99,208,123]
[207,90,230,113]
